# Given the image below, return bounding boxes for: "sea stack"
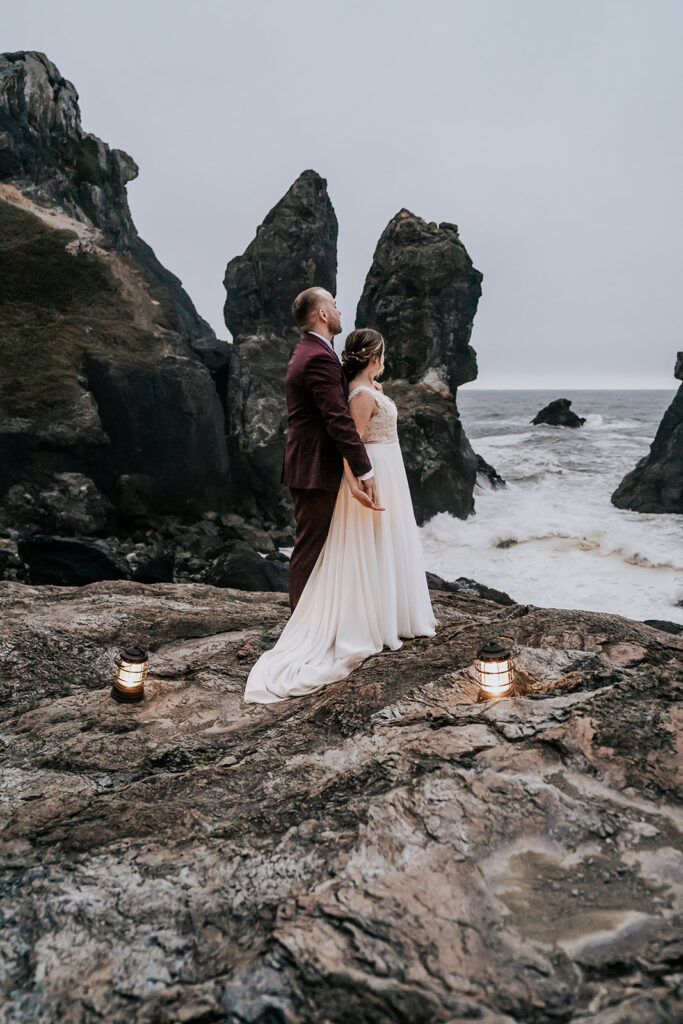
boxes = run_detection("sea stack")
[531,398,585,427]
[223,169,338,525]
[356,209,496,522]
[611,353,683,514]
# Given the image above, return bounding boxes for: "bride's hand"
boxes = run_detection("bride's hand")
[351,486,385,511]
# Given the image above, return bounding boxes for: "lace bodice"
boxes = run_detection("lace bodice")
[348,385,398,444]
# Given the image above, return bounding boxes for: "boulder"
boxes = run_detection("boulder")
[1,472,115,535]
[0,579,680,1022]
[223,170,338,524]
[17,534,131,584]
[426,570,515,605]
[611,354,683,513]
[207,547,289,592]
[531,398,586,427]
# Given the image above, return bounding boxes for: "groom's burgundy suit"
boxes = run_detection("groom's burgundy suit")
[281,331,372,609]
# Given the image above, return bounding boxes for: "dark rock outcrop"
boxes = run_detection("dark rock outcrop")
[356,210,495,522]
[0,51,233,526]
[206,546,289,592]
[475,452,506,488]
[356,210,481,393]
[223,170,338,523]
[531,398,586,427]
[611,354,683,513]
[387,380,478,522]
[17,534,131,585]
[1,579,681,1022]
[426,570,515,605]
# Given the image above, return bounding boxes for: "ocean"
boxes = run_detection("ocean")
[419,389,683,625]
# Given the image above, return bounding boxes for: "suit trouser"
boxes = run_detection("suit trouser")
[288,487,338,611]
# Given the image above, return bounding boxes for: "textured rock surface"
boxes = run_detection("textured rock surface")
[0,51,232,523]
[356,210,481,394]
[223,170,338,524]
[356,210,496,522]
[1,580,681,1022]
[611,354,683,513]
[532,398,586,428]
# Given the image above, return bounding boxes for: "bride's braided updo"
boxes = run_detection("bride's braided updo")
[342,328,385,379]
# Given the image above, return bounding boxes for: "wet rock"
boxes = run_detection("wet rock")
[611,353,683,514]
[206,547,289,592]
[17,534,131,584]
[642,618,683,636]
[476,452,507,488]
[532,398,586,427]
[426,571,515,605]
[0,581,680,1022]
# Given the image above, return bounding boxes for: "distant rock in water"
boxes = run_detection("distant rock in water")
[611,353,683,514]
[223,170,338,524]
[475,453,506,488]
[531,398,586,428]
[356,209,498,522]
[0,50,232,524]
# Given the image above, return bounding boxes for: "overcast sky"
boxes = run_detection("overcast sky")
[6,0,683,387]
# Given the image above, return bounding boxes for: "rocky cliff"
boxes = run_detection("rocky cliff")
[223,170,337,524]
[1,578,681,1022]
[0,51,232,522]
[611,354,683,514]
[356,210,492,522]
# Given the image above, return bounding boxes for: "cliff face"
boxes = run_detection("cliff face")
[611,353,683,514]
[1,578,681,1022]
[0,51,232,521]
[356,210,489,522]
[223,170,338,523]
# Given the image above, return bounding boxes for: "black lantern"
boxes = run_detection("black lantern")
[111,645,148,703]
[474,637,514,698]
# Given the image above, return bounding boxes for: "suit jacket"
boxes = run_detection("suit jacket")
[281,332,372,491]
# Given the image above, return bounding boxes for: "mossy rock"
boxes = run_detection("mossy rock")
[0,199,164,421]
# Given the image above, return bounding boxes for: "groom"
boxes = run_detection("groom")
[281,287,380,610]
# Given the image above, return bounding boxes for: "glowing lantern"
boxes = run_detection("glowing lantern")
[112,645,148,703]
[474,637,514,698]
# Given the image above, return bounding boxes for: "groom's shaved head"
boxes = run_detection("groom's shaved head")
[292,287,328,329]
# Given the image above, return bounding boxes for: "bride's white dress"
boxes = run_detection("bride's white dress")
[243,384,437,703]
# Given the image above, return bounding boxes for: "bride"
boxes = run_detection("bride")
[243,328,437,703]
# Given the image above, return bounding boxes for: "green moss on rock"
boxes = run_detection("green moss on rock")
[0,199,163,420]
